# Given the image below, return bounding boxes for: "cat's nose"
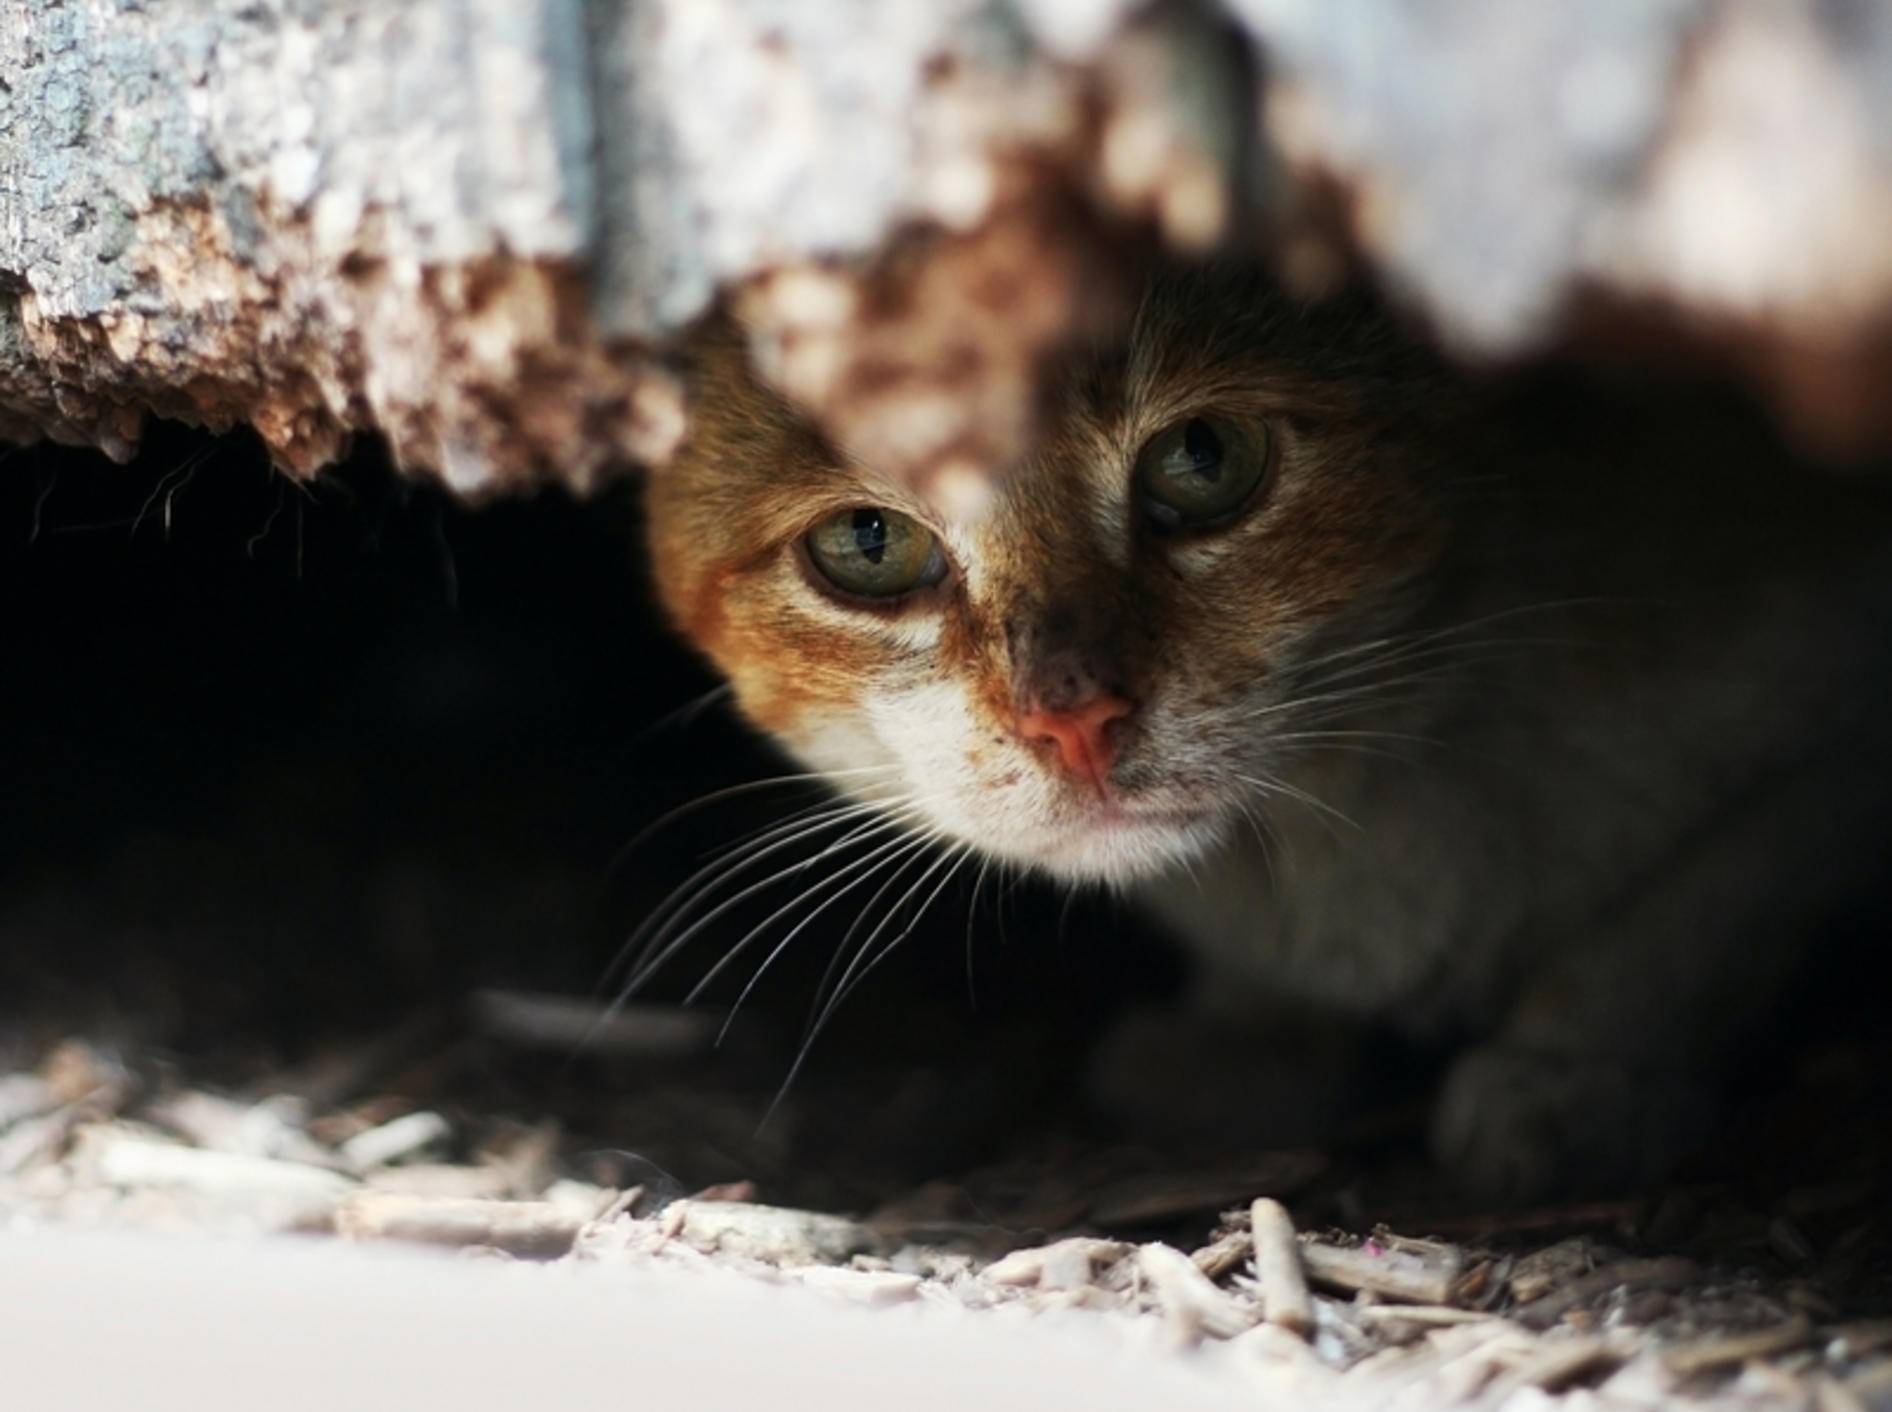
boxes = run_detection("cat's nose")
[1015,694,1135,792]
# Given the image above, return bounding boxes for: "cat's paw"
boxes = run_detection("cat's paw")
[1087,1005,1363,1148]
[1430,1045,1717,1202]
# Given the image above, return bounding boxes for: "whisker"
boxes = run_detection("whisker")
[623,802,917,997]
[825,844,975,1023]
[965,854,994,1013]
[1055,882,1081,953]
[630,684,735,746]
[1237,771,1361,835]
[574,815,914,1063]
[1288,597,1628,679]
[696,818,939,1033]
[607,765,901,879]
[761,843,976,1129]
[1234,797,1282,889]
[607,795,900,993]
[806,828,946,1031]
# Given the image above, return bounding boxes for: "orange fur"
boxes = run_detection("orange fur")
[646,268,1465,879]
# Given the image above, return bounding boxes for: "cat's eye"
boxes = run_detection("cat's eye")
[805,506,947,600]
[1133,415,1271,529]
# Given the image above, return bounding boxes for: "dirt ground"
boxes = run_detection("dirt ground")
[3,1011,1888,1411]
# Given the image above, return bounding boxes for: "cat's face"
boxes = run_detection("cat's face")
[647,271,1459,884]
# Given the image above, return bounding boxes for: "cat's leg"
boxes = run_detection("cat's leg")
[1431,744,1885,1200]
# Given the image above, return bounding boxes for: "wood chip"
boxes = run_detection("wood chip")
[1485,1333,1625,1401]
[1506,1236,1602,1304]
[335,1192,598,1257]
[1190,1229,1251,1281]
[83,1128,356,1203]
[1137,1241,1256,1343]
[984,1238,1129,1289]
[1514,1256,1698,1329]
[795,1267,923,1307]
[0,1108,78,1177]
[1237,1321,1346,1400]
[479,1119,561,1198]
[149,1091,342,1170]
[671,1200,878,1266]
[1359,1303,1502,1328]
[338,1111,452,1172]
[1831,1322,1892,1362]
[1408,1320,1539,1405]
[0,1073,57,1129]
[1666,1314,1816,1376]
[1250,1199,1313,1337]
[1814,1373,1874,1412]
[1300,1236,1465,1306]
[1842,1360,1892,1412]
[41,1040,130,1109]
[364,1162,515,1200]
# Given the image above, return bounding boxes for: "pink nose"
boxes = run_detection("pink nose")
[1015,694,1135,791]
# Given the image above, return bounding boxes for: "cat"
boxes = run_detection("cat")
[641,264,1892,1199]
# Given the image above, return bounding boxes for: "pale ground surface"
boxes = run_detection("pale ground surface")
[3,1037,1886,1412]
[2,1230,1259,1412]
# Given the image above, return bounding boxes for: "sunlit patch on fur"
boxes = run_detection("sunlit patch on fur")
[1166,536,1245,578]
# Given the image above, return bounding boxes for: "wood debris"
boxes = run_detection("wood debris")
[1250,1198,1314,1337]
[669,1200,880,1266]
[983,1237,1130,1290]
[1667,1317,1819,1378]
[1,1034,1887,1411]
[338,1111,452,1173]
[1136,1241,1256,1343]
[794,1266,924,1308]
[335,1190,607,1258]
[0,1074,57,1129]
[79,1127,356,1205]
[1300,1235,1466,1306]
[1515,1257,1700,1330]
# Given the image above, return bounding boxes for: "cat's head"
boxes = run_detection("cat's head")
[646,268,1464,883]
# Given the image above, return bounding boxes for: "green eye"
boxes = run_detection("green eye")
[1134,415,1271,528]
[805,506,946,599]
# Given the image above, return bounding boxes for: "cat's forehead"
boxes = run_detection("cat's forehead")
[917,330,1236,534]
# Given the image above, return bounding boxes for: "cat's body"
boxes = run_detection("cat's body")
[646,268,1892,1196]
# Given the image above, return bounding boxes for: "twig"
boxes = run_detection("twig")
[335,1191,605,1257]
[1513,1256,1697,1329]
[670,1200,878,1265]
[1300,1237,1465,1306]
[82,1129,355,1203]
[0,1074,56,1129]
[1358,1303,1500,1328]
[984,1238,1130,1289]
[1137,1242,1256,1343]
[1484,1334,1626,1401]
[1250,1199,1313,1337]
[339,1111,452,1173]
[1666,1315,1816,1377]
[1191,1230,1251,1281]
[1829,1321,1892,1361]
